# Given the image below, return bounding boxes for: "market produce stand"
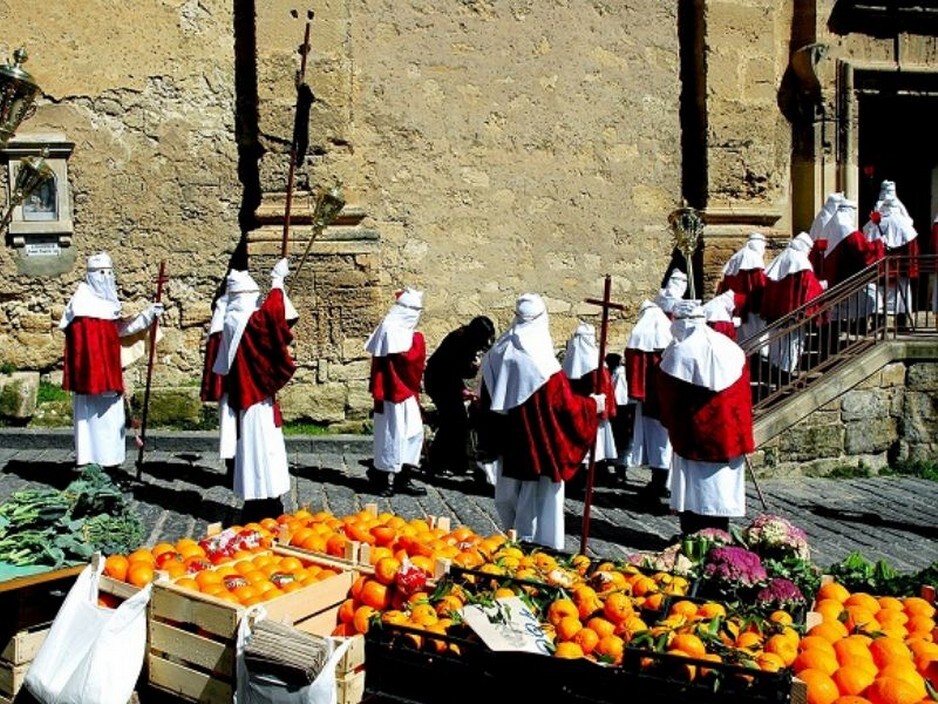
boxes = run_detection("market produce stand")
[0,563,83,703]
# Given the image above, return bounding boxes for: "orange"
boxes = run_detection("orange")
[736,631,763,651]
[869,637,913,669]
[554,641,585,659]
[845,593,881,615]
[352,605,376,634]
[127,562,155,587]
[831,697,873,704]
[359,579,391,611]
[758,652,787,673]
[795,649,840,677]
[670,633,707,659]
[798,669,841,704]
[817,598,847,622]
[876,664,926,699]
[902,598,936,620]
[127,548,155,566]
[905,615,935,637]
[278,556,304,574]
[878,596,905,612]
[572,627,600,655]
[834,637,875,665]
[864,676,922,704]
[765,633,799,666]
[338,598,357,624]
[809,620,850,643]
[547,599,580,627]
[151,542,177,557]
[593,634,625,666]
[556,615,583,642]
[104,554,130,582]
[195,569,224,591]
[602,592,634,624]
[833,664,877,696]
[669,599,700,620]
[817,582,852,604]
[175,576,199,591]
[845,606,880,634]
[769,609,794,625]
[373,556,402,586]
[586,616,616,640]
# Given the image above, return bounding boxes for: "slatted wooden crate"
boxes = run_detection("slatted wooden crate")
[146,552,362,703]
[0,622,48,700]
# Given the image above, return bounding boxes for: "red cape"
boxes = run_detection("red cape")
[226,289,297,414]
[200,330,225,403]
[624,348,663,419]
[62,317,123,395]
[760,270,826,323]
[478,372,599,483]
[708,320,737,341]
[823,231,884,286]
[717,268,766,321]
[657,366,754,462]
[369,332,425,404]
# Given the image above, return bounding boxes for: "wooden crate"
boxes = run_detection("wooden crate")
[146,555,362,703]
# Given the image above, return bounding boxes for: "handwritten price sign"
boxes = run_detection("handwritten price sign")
[461,596,552,655]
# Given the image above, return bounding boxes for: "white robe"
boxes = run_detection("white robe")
[626,401,672,470]
[73,393,126,467]
[218,392,237,460]
[493,460,565,550]
[372,396,424,474]
[669,454,746,517]
[235,398,291,501]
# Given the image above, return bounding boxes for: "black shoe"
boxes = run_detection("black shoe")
[395,466,428,496]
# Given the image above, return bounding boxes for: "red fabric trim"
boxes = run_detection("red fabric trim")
[569,367,617,418]
[62,317,124,394]
[718,269,766,320]
[657,366,754,462]
[226,289,297,411]
[479,372,599,483]
[369,332,426,404]
[200,331,226,403]
[708,320,737,341]
[823,231,884,286]
[761,270,825,323]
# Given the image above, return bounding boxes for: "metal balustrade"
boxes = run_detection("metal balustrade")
[738,254,938,419]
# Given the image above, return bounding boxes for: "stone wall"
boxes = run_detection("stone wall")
[754,361,938,476]
[0,0,683,425]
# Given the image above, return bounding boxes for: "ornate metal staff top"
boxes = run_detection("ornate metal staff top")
[668,204,705,300]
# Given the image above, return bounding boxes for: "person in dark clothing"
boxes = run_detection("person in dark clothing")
[423,316,496,476]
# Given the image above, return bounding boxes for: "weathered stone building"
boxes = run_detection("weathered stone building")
[0,1,936,438]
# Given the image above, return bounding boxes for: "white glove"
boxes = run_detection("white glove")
[149,302,165,318]
[590,393,606,415]
[271,258,290,280]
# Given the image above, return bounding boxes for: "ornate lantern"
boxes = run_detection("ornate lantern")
[1,149,54,236]
[295,183,346,277]
[0,48,42,149]
[668,204,705,300]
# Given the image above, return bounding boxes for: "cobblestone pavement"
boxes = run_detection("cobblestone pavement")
[1,429,936,572]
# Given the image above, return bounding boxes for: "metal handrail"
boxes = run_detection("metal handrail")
[738,254,938,419]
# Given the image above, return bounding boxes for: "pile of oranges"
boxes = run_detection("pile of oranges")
[793,581,937,704]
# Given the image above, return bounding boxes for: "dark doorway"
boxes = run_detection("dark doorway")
[858,85,938,307]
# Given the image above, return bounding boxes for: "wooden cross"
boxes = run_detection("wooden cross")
[580,275,626,555]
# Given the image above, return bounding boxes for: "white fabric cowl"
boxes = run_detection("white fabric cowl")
[721,233,766,277]
[875,180,910,220]
[654,270,688,313]
[209,295,229,335]
[482,293,561,412]
[821,200,858,256]
[809,192,844,240]
[703,290,735,323]
[364,287,423,357]
[626,300,672,352]
[58,252,122,328]
[765,232,815,281]
[562,321,599,380]
[213,270,261,376]
[863,197,919,249]
[660,305,746,392]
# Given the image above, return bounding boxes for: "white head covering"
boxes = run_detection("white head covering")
[626,300,672,352]
[660,302,746,392]
[208,294,229,335]
[702,289,736,324]
[654,270,688,313]
[213,270,262,375]
[58,252,122,328]
[820,198,858,255]
[721,233,766,277]
[765,232,815,281]
[863,195,918,249]
[562,321,599,380]
[875,180,910,219]
[364,287,424,357]
[809,192,844,240]
[481,293,561,412]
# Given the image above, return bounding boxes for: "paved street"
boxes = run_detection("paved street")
[0,428,936,573]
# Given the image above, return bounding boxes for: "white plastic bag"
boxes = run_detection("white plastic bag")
[235,606,351,704]
[25,556,151,704]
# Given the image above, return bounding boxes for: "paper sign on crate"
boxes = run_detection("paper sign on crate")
[461,596,552,655]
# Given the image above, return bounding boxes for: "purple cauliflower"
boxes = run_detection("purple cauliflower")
[755,577,806,609]
[743,514,810,561]
[703,546,768,587]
